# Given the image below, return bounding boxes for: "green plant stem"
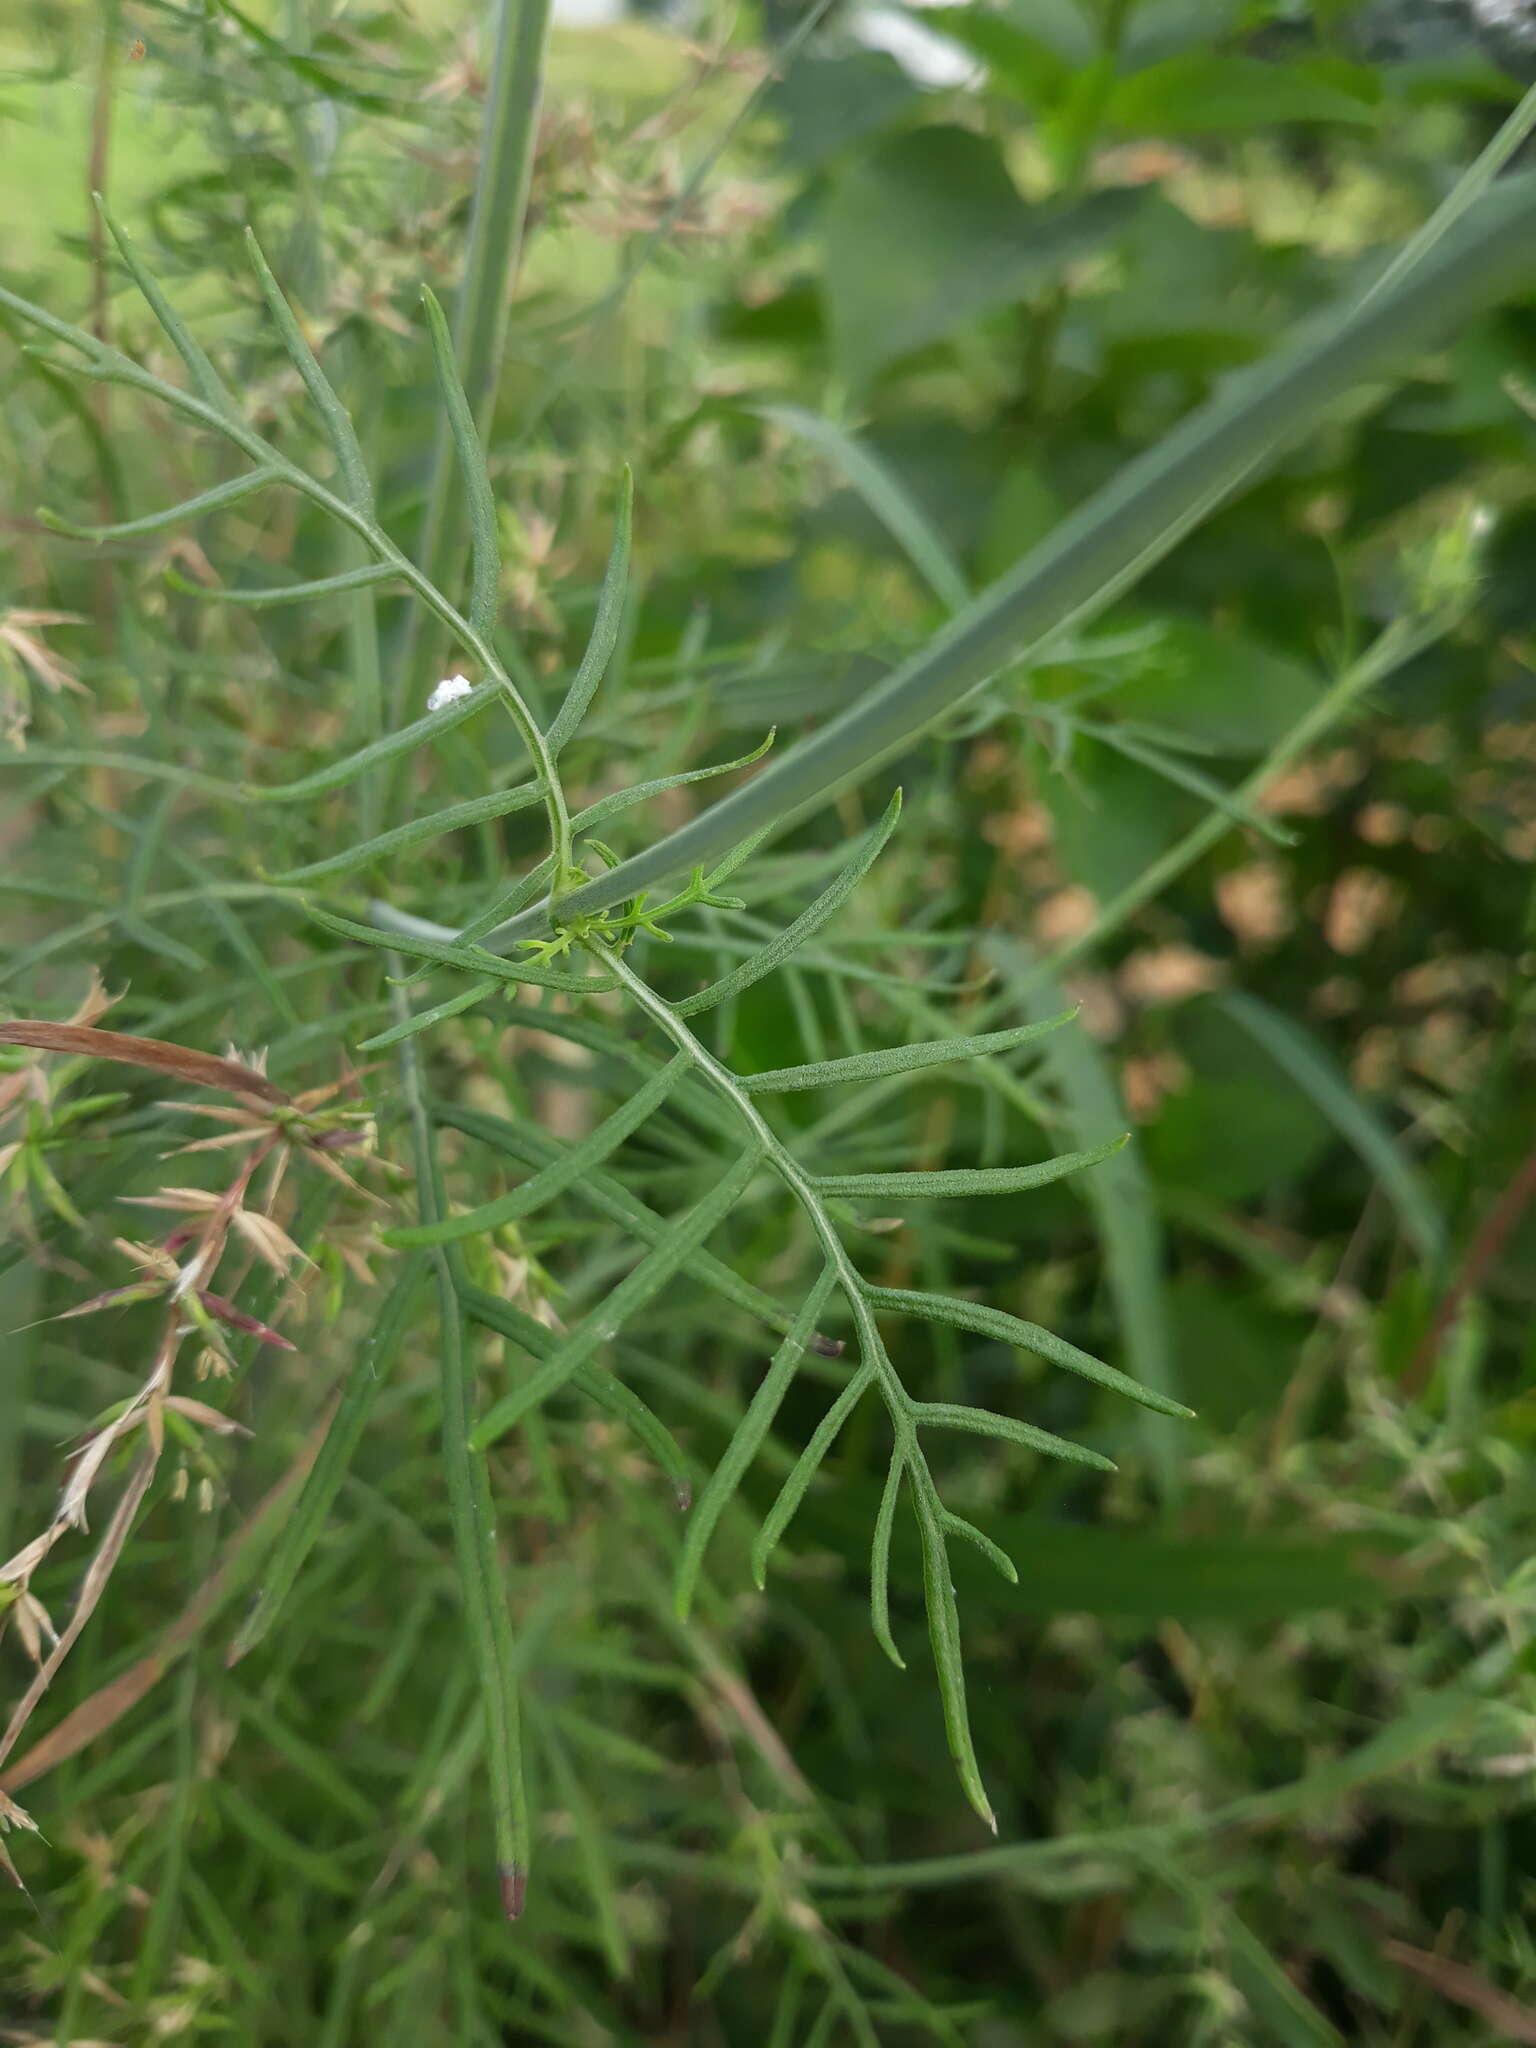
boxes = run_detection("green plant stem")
[389,970,529,1913]
[393,0,554,718]
[1021,0,1132,416]
[88,2,120,351]
[1365,75,1536,306]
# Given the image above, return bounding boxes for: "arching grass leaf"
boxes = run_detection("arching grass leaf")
[865,1285,1192,1417]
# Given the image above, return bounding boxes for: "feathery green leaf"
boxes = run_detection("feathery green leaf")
[358,980,500,1049]
[913,1400,1115,1470]
[444,1104,837,1352]
[870,1449,907,1669]
[96,197,234,416]
[675,1269,839,1619]
[909,1460,995,1830]
[752,1363,876,1588]
[386,1058,687,1247]
[268,781,541,885]
[814,1136,1125,1201]
[41,468,282,542]
[672,790,902,1017]
[865,1286,1193,1417]
[165,561,399,608]
[245,229,373,515]
[469,1145,765,1448]
[305,905,619,994]
[462,1282,691,1508]
[939,1509,1019,1586]
[570,729,775,836]
[743,1010,1076,1094]
[421,285,501,639]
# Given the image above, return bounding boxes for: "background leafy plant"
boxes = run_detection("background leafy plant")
[3,1,1536,2042]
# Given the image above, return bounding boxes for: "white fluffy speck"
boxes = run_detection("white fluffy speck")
[1473,0,1536,43]
[427,673,474,712]
[853,2,979,88]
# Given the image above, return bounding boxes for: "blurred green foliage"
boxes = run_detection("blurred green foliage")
[2,0,1536,2042]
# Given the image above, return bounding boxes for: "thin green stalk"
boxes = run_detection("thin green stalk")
[1023,609,1456,993]
[389,971,529,1916]
[393,0,554,716]
[1364,75,1536,305]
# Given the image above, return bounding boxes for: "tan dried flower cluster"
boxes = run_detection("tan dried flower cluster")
[0,985,384,1836]
[0,609,86,749]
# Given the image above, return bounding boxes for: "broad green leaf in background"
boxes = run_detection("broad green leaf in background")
[1107,54,1379,134]
[996,0,1097,65]
[1034,737,1189,904]
[1216,991,1446,1261]
[992,942,1183,1495]
[766,49,920,168]
[1083,617,1325,754]
[919,8,1074,111]
[931,1520,1402,1625]
[1089,197,1319,364]
[797,1490,1409,1622]
[821,124,1143,385]
[1146,1075,1334,1204]
[1118,0,1248,70]
[978,466,1064,583]
[1164,1276,1308,1429]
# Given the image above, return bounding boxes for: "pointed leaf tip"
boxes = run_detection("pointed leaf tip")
[499,1863,527,1920]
